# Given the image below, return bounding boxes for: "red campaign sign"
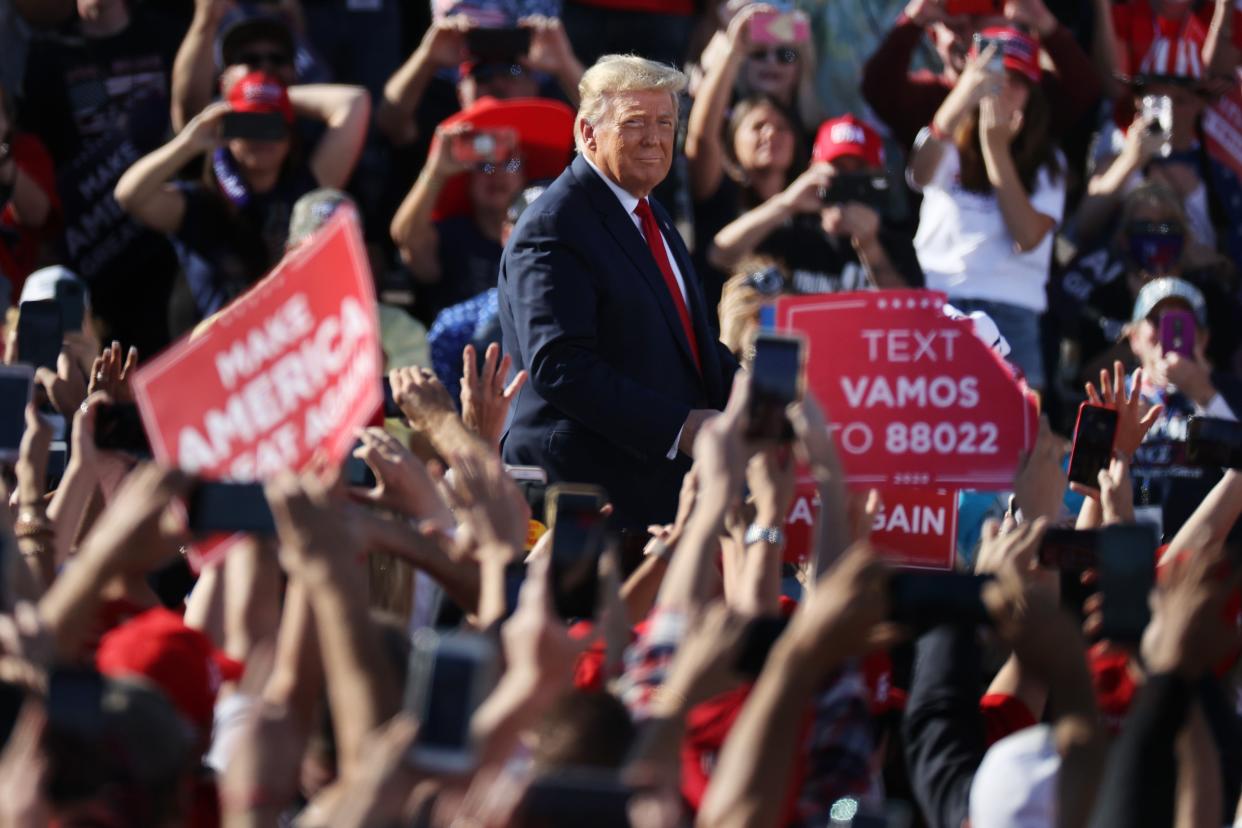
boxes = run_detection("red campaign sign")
[783,483,957,570]
[1204,76,1242,181]
[133,207,381,480]
[776,290,1038,489]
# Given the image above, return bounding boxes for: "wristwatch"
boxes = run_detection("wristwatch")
[744,524,785,547]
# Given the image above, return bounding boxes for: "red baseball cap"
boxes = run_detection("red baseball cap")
[96,608,244,732]
[226,70,294,124]
[975,26,1043,85]
[811,114,885,168]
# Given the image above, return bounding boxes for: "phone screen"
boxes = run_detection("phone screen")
[747,334,802,442]
[16,299,63,372]
[1160,310,1196,359]
[94,402,152,457]
[0,367,34,461]
[1187,416,1242,469]
[1037,529,1099,571]
[417,653,477,750]
[344,449,377,488]
[1097,525,1157,642]
[464,27,532,61]
[1067,404,1118,489]
[888,572,994,629]
[57,281,87,333]
[381,377,403,419]
[820,172,888,209]
[548,486,607,620]
[187,482,276,536]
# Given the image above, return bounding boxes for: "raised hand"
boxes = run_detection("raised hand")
[1084,360,1163,459]
[88,340,139,403]
[1099,454,1135,526]
[446,450,529,556]
[460,343,527,450]
[389,366,458,430]
[1141,546,1240,677]
[350,427,450,522]
[1012,415,1070,521]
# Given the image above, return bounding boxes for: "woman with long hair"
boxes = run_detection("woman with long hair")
[908,26,1065,390]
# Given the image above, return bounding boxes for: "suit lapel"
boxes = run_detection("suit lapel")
[571,156,702,379]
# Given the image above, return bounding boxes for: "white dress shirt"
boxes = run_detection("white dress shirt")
[582,155,690,459]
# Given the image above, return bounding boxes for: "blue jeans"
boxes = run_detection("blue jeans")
[949,297,1046,391]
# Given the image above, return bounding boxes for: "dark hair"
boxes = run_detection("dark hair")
[532,691,635,772]
[722,93,807,197]
[955,79,1060,195]
[200,131,304,211]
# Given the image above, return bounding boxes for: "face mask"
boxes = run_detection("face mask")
[1126,221,1184,274]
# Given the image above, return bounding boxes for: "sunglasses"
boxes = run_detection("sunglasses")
[237,50,293,70]
[480,157,524,175]
[748,47,799,65]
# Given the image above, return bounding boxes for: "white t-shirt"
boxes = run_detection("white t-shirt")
[912,142,1066,312]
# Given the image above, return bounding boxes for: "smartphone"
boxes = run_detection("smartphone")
[16,299,63,372]
[947,0,1001,14]
[93,402,152,457]
[1067,404,1118,490]
[888,572,994,629]
[56,279,87,333]
[1159,309,1196,359]
[507,465,548,523]
[519,770,637,826]
[404,629,498,774]
[344,446,378,489]
[450,128,518,166]
[735,615,790,678]
[819,171,890,210]
[748,10,810,45]
[546,483,608,620]
[381,377,404,419]
[220,111,288,142]
[0,365,34,463]
[1141,94,1173,158]
[464,26,532,61]
[1038,528,1099,571]
[186,481,276,536]
[1096,524,1157,643]
[972,33,1006,74]
[1187,416,1242,469]
[746,333,804,442]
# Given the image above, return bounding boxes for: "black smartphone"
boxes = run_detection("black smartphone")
[0,365,34,463]
[1096,523,1158,643]
[735,615,790,678]
[221,111,288,142]
[1067,403,1118,490]
[506,464,548,522]
[519,771,636,827]
[93,402,151,457]
[888,572,994,629]
[344,445,377,488]
[546,483,608,620]
[381,377,404,419]
[16,299,62,372]
[404,630,497,774]
[1037,528,1099,571]
[746,332,804,442]
[464,26,532,61]
[186,481,276,536]
[57,279,87,333]
[1187,416,1242,469]
[819,171,890,210]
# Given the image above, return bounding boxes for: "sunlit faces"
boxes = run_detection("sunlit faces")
[581,89,678,198]
[732,101,796,174]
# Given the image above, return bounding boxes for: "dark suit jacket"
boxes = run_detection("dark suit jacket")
[498,154,739,528]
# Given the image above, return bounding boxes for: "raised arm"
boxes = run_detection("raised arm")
[389,122,470,280]
[978,95,1056,253]
[861,1,949,149]
[908,46,998,190]
[290,84,371,190]
[376,17,468,147]
[171,0,229,131]
[708,165,828,270]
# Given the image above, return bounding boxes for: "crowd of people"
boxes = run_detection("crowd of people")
[3,0,1242,825]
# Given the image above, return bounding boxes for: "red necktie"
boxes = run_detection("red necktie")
[634,198,701,374]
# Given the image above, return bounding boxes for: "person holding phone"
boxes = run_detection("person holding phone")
[908,26,1066,390]
[113,72,369,324]
[709,114,922,294]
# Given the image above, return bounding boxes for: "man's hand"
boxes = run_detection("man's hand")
[1141,546,1240,678]
[461,343,527,449]
[677,409,719,457]
[1099,454,1135,526]
[1012,415,1069,522]
[787,392,842,482]
[746,446,796,526]
[389,366,458,431]
[786,542,902,664]
[447,451,529,556]
[1085,360,1163,461]
[75,464,191,575]
[1162,351,1216,408]
[349,427,445,519]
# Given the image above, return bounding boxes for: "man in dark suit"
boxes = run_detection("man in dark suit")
[498,55,739,529]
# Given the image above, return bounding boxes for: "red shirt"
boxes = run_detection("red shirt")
[0,133,60,303]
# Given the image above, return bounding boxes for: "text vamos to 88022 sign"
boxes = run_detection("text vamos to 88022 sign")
[777,291,1038,488]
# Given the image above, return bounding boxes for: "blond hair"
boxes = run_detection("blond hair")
[575,54,688,152]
